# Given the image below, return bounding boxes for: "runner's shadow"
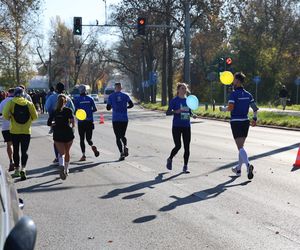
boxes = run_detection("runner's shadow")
[100,172,183,199]
[17,178,71,193]
[71,160,120,172]
[159,176,250,212]
[210,143,299,173]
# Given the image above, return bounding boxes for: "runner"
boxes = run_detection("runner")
[74,84,99,161]
[0,88,15,171]
[166,82,195,174]
[2,87,38,180]
[45,82,75,164]
[51,94,75,180]
[106,82,134,161]
[220,72,258,179]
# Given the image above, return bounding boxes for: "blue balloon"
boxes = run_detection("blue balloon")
[186,95,199,110]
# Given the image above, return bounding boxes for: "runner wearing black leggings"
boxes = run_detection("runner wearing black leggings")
[106,82,133,161]
[166,82,194,173]
[74,85,99,161]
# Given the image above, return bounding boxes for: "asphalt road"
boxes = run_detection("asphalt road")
[0,102,300,250]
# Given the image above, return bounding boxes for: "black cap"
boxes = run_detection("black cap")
[56,82,65,93]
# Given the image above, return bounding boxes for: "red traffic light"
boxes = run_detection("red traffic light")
[139,18,145,25]
[226,57,232,65]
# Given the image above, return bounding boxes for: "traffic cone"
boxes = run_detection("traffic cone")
[99,113,104,124]
[293,145,300,167]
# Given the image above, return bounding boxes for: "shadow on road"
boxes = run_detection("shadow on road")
[17,178,69,193]
[100,172,183,199]
[159,176,250,212]
[211,143,299,174]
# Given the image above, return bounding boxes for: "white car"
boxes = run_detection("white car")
[103,87,115,104]
[90,94,99,103]
[0,165,37,250]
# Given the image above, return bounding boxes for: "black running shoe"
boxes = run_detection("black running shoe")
[124,147,129,157]
[166,158,172,170]
[247,164,254,180]
[119,153,125,161]
[20,170,27,181]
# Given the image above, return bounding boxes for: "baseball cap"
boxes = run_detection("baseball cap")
[78,84,86,94]
[56,82,65,92]
[14,87,24,97]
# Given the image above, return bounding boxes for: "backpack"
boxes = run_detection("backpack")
[13,103,30,124]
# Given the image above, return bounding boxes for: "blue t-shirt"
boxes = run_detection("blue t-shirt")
[74,95,97,122]
[108,92,131,122]
[228,87,254,121]
[168,96,191,127]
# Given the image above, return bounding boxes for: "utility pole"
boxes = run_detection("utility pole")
[102,0,107,25]
[184,0,191,87]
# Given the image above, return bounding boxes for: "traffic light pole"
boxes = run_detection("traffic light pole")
[184,0,191,87]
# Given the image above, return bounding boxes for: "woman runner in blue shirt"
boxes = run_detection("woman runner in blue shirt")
[166,83,196,173]
[220,72,259,179]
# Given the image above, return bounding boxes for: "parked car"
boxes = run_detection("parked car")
[90,94,100,103]
[103,87,115,104]
[0,165,37,250]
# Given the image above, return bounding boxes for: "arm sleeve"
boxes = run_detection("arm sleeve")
[228,92,235,104]
[2,101,11,120]
[166,99,174,115]
[127,99,134,109]
[45,95,54,113]
[91,99,97,112]
[29,102,38,121]
[66,98,75,113]
[106,95,112,110]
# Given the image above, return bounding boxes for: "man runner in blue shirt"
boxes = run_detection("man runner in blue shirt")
[74,85,100,161]
[220,72,259,179]
[106,82,134,161]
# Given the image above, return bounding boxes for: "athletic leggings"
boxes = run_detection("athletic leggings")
[11,134,31,168]
[169,127,191,166]
[78,121,94,153]
[112,121,128,153]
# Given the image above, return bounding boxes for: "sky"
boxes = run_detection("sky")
[42,0,122,44]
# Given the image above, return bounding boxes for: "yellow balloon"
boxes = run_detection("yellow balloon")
[75,109,87,120]
[220,71,234,85]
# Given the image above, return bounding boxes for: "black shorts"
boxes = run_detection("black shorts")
[2,130,12,142]
[230,120,250,139]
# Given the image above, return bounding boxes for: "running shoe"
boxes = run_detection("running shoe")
[166,158,172,170]
[60,166,66,180]
[91,146,100,157]
[20,170,27,181]
[119,153,125,161]
[52,158,58,164]
[64,166,69,176]
[48,128,53,134]
[8,163,15,172]
[182,165,190,173]
[79,155,86,162]
[124,147,129,157]
[232,166,241,176]
[11,170,20,178]
[247,164,254,180]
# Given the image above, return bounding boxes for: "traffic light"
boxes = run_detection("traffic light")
[225,57,233,72]
[73,17,82,35]
[137,17,146,36]
[218,57,225,72]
